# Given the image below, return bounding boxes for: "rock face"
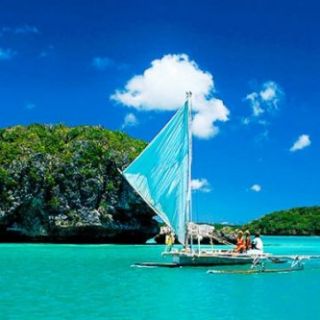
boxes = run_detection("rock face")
[0,125,159,243]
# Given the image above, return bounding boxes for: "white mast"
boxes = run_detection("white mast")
[186,91,193,247]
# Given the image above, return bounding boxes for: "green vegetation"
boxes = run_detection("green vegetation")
[245,206,320,235]
[0,124,145,166]
[0,124,158,243]
[0,124,318,241]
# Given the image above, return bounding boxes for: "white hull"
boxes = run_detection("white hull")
[163,250,265,266]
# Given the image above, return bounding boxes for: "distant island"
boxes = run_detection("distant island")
[0,125,319,243]
[0,124,158,243]
[244,206,320,236]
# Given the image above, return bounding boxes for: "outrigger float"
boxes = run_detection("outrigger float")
[134,253,320,274]
[122,93,320,270]
[207,255,318,274]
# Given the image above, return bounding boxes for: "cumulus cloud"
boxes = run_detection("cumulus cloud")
[290,134,311,152]
[191,178,211,193]
[245,81,283,118]
[111,54,229,139]
[122,113,138,128]
[250,184,262,192]
[92,56,114,70]
[0,48,15,60]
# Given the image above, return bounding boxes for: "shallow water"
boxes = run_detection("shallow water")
[1,236,320,320]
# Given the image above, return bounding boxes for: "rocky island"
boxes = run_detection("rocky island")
[0,124,159,243]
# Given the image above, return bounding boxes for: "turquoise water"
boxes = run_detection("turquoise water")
[1,236,320,320]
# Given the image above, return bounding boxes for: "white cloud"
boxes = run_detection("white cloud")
[111,54,229,139]
[0,48,15,60]
[122,113,138,128]
[241,117,251,125]
[250,184,262,192]
[290,134,311,152]
[1,25,39,35]
[260,84,277,101]
[92,56,114,70]
[246,92,263,116]
[191,178,211,193]
[14,25,39,34]
[245,81,283,118]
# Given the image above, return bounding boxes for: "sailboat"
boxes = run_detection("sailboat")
[121,93,319,268]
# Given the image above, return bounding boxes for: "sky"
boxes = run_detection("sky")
[0,0,319,223]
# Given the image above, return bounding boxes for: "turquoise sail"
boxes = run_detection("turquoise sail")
[123,103,191,244]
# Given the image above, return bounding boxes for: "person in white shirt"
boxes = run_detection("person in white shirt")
[252,232,263,252]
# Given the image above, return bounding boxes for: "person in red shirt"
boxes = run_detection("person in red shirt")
[235,231,245,253]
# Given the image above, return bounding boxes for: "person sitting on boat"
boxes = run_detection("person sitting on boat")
[244,230,251,251]
[235,231,246,253]
[251,232,263,252]
[165,232,175,252]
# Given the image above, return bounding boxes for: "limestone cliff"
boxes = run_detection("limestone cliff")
[0,124,159,243]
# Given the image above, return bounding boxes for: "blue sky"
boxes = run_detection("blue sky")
[0,0,319,223]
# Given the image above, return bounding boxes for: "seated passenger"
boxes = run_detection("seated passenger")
[244,230,251,251]
[252,232,263,252]
[235,231,245,253]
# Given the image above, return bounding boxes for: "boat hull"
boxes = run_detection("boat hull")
[163,251,258,266]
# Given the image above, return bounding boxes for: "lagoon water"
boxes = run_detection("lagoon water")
[1,236,320,320]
